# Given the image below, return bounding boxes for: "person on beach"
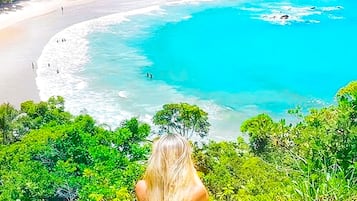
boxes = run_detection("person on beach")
[135,133,209,201]
[146,73,153,79]
[31,62,35,70]
[61,6,63,15]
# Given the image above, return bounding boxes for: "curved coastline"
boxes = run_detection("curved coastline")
[35,0,351,141]
[36,0,244,141]
[0,0,183,106]
[36,5,165,100]
[36,0,245,139]
[6,0,352,141]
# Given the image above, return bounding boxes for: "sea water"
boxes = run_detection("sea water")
[36,0,357,140]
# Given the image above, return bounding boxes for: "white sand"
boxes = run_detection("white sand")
[0,0,164,107]
[0,0,94,31]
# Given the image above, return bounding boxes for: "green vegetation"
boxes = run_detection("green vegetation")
[0,97,150,200]
[195,81,357,200]
[193,138,295,200]
[0,81,356,200]
[0,0,15,6]
[153,102,210,139]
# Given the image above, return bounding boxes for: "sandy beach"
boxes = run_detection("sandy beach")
[0,0,163,107]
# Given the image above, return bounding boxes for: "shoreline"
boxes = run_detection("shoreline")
[0,0,247,141]
[0,0,95,31]
[34,0,244,141]
[0,0,164,107]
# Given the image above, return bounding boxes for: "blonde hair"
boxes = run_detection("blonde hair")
[144,134,196,201]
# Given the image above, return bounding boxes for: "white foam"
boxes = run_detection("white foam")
[239,7,264,12]
[36,6,170,130]
[182,15,192,20]
[321,6,343,11]
[36,0,245,141]
[37,0,340,141]
[248,2,344,25]
[37,5,166,99]
[306,19,320,24]
[118,90,128,98]
[328,15,344,20]
[166,0,213,6]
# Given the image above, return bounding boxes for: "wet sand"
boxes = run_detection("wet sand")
[0,0,162,107]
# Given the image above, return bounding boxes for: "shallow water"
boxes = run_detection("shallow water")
[37,0,357,140]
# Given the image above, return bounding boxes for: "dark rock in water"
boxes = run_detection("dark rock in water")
[280,14,289,20]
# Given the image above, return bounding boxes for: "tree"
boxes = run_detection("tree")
[153,103,210,139]
[336,81,357,129]
[193,138,294,201]
[337,81,357,104]
[240,114,277,154]
[0,103,18,144]
[0,98,151,200]
[20,96,71,129]
[238,81,357,200]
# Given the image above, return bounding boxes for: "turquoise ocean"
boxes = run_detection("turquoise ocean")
[37,0,357,140]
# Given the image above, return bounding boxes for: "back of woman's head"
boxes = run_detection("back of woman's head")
[144,134,196,201]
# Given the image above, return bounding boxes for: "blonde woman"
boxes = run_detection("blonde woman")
[135,133,209,201]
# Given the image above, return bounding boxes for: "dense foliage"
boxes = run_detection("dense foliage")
[238,81,357,200]
[193,138,295,200]
[0,97,151,200]
[153,103,210,139]
[0,81,356,200]
[194,81,357,200]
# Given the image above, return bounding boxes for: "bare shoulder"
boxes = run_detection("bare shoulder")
[191,178,209,201]
[135,180,147,201]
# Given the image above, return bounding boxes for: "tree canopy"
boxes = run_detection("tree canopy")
[0,97,151,200]
[239,81,357,200]
[153,103,210,139]
[0,80,356,200]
